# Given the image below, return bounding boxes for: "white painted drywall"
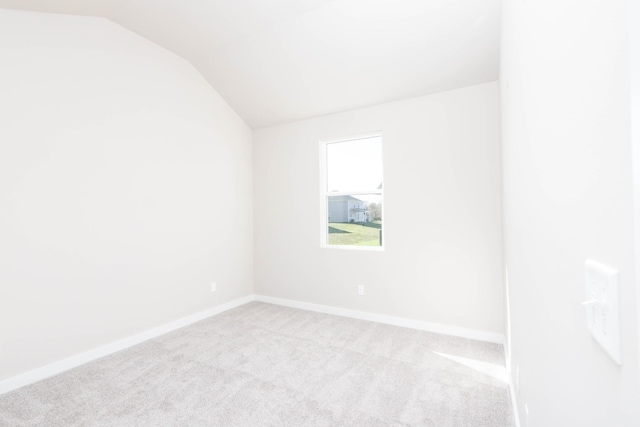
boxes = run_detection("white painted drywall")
[632,0,640,381]
[501,0,640,425]
[253,82,503,335]
[0,10,253,381]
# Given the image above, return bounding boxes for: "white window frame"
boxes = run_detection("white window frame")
[319,132,384,251]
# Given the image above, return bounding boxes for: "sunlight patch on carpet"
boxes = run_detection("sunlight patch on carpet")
[433,351,508,383]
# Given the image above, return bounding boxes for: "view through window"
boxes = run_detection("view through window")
[322,134,383,248]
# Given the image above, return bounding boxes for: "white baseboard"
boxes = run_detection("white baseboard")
[254,294,505,344]
[504,342,521,427]
[509,377,521,427]
[2,293,507,397]
[0,295,255,396]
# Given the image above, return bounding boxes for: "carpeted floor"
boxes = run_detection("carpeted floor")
[0,302,514,426]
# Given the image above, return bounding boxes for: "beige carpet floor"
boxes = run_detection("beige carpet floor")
[0,302,514,426]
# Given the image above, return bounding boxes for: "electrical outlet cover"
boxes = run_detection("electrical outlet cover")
[584,260,621,365]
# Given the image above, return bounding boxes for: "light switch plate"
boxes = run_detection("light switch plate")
[584,260,621,365]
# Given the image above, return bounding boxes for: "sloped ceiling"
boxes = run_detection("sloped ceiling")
[0,0,501,129]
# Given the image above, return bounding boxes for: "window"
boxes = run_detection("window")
[320,133,383,249]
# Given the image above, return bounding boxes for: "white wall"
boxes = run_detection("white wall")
[632,0,640,378]
[0,10,253,381]
[253,82,503,335]
[501,0,640,425]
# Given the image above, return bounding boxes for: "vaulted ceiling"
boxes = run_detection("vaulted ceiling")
[0,0,501,129]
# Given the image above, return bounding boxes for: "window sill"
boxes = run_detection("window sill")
[321,244,385,252]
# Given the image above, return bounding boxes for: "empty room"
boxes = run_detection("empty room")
[1,0,640,426]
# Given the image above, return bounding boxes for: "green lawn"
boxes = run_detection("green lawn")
[328,222,382,246]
